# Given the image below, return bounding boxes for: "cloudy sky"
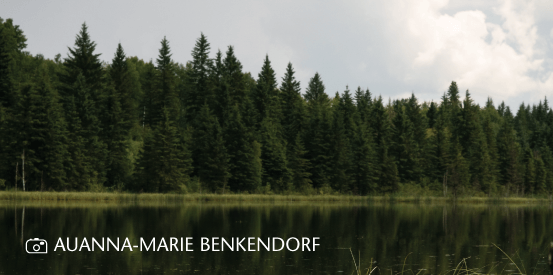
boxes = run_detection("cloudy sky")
[2,0,553,108]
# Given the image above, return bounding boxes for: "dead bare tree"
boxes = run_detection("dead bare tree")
[21,150,25,192]
[15,162,18,192]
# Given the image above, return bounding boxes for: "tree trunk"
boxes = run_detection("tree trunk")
[15,162,18,192]
[41,171,44,192]
[22,150,25,192]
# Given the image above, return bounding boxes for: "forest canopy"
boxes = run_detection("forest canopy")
[0,18,552,196]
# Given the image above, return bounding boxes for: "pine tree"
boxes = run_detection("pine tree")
[60,23,104,98]
[154,37,179,124]
[351,121,377,194]
[280,62,306,145]
[304,73,329,108]
[136,107,192,193]
[110,43,138,128]
[59,23,108,189]
[426,101,438,128]
[210,50,227,126]
[483,115,499,192]
[329,93,352,192]
[223,46,246,107]
[497,108,523,194]
[32,66,69,190]
[185,33,212,123]
[259,118,289,191]
[0,25,14,108]
[391,100,417,184]
[448,138,470,197]
[69,73,107,188]
[534,155,546,194]
[371,96,398,191]
[192,103,230,192]
[354,87,372,126]
[104,43,135,188]
[253,55,280,126]
[225,104,262,192]
[63,80,90,190]
[304,74,332,188]
[523,149,536,194]
[287,133,312,191]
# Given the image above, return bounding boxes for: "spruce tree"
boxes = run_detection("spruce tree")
[287,133,312,191]
[351,120,377,194]
[61,23,104,98]
[192,103,230,192]
[329,93,352,192]
[154,37,179,123]
[497,108,523,193]
[185,33,212,123]
[32,66,69,190]
[225,104,262,192]
[523,149,536,194]
[447,138,470,197]
[354,87,372,126]
[0,25,14,108]
[259,118,289,191]
[104,43,135,188]
[304,74,332,188]
[60,23,107,188]
[253,55,280,126]
[280,62,306,145]
[136,107,192,193]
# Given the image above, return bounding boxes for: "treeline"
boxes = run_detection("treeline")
[0,19,552,196]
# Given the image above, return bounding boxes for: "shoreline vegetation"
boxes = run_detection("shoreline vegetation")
[1,190,552,204]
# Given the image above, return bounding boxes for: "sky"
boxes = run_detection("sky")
[2,0,553,108]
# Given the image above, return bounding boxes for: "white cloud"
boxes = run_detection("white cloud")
[2,0,552,106]
[359,0,553,104]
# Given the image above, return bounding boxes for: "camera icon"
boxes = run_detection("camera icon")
[26,238,48,254]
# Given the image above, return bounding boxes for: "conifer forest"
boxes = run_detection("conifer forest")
[1,18,552,196]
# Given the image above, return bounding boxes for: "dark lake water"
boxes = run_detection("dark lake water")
[1,201,552,275]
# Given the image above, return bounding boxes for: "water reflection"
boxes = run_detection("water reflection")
[0,202,552,275]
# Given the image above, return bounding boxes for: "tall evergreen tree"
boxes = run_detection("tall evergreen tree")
[225,104,262,192]
[185,33,212,123]
[253,55,280,126]
[280,63,306,145]
[497,108,522,194]
[192,103,230,192]
[135,107,192,193]
[304,73,332,188]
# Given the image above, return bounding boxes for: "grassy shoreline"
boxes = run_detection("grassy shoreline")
[0,191,551,204]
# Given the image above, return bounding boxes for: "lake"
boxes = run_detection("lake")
[1,201,552,275]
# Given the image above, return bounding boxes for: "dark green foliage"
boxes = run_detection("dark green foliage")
[2,18,553,197]
[351,121,377,194]
[61,23,103,96]
[304,74,332,189]
[447,138,470,197]
[135,107,192,193]
[192,103,229,192]
[0,24,13,108]
[224,105,262,192]
[497,108,523,193]
[287,133,312,191]
[253,55,281,126]
[280,63,306,145]
[259,118,289,191]
[185,33,212,123]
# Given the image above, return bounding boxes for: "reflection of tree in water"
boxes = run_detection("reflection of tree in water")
[1,203,553,275]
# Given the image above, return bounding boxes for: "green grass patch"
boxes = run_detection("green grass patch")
[0,191,551,204]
